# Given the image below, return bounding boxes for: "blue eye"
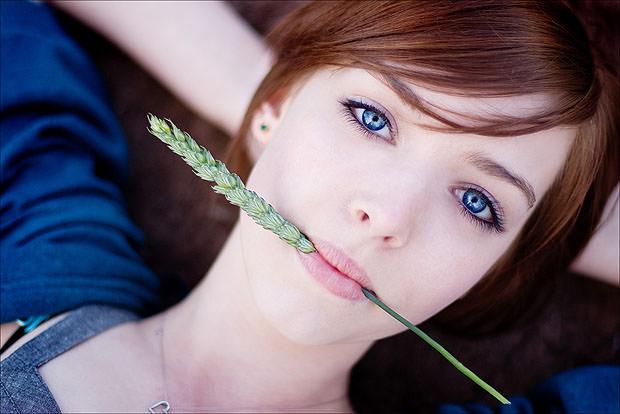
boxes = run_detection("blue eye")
[340,98,394,142]
[362,109,387,131]
[463,189,487,214]
[454,187,505,234]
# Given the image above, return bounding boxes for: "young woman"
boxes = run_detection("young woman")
[1,1,618,413]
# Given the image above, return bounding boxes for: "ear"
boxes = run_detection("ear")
[250,101,281,145]
[246,92,295,162]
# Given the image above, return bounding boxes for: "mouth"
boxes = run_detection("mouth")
[295,237,374,302]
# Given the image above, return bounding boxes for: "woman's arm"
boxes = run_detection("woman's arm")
[569,184,619,286]
[50,1,273,136]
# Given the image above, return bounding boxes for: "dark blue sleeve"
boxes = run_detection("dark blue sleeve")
[436,365,619,414]
[1,0,160,322]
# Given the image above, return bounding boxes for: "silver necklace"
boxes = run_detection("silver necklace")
[148,314,171,413]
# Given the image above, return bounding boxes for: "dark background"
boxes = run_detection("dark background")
[54,1,619,412]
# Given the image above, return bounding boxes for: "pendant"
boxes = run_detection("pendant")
[148,400,170,413]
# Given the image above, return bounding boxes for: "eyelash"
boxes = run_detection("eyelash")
[455,185,506,234]
[339,98,395,143]
[339,97,506,234]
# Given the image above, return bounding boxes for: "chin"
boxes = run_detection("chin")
[248,271,359,346]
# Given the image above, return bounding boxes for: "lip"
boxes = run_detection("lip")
[296,237,372,301]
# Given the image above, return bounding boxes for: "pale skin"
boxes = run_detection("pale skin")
[1,0,618,410]
[2,67,582,412]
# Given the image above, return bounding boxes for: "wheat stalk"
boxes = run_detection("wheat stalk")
[147,114,315,254]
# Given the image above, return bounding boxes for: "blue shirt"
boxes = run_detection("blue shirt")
[1,0,159,322]
[437,365,619,413]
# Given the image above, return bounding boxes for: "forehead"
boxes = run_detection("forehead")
[396,81,558,128]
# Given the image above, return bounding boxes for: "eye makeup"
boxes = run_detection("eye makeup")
[339,97,397,143]
[339,96,507,235]
[453,185,506,234]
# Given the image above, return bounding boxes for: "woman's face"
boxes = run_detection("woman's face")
[239,67,575,346]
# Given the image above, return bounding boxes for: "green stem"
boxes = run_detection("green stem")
[362,288,511,405]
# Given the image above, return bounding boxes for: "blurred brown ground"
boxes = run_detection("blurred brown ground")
[54,1,618,412]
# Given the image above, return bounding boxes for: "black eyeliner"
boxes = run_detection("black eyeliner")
[457,186,506,234]
[343,98,394,131]
[338,97,396,142]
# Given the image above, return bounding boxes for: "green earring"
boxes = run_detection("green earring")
[260,123,269,132]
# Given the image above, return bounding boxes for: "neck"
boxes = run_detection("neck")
[154,221,372,412]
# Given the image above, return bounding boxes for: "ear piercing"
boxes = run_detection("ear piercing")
[260,123,269,132]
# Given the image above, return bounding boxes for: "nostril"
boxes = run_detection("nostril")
[359,211,369,222]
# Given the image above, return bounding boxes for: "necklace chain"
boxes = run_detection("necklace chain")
[147,228,248,413]
[148,314,170,413]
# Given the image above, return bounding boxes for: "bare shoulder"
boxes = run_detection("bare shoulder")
[38,314,163,412]
[1,308,162,412]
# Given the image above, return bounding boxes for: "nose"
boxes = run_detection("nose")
[350,196,413,248]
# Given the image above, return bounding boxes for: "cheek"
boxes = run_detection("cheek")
[388,228,514,324]
[248,108,352,228]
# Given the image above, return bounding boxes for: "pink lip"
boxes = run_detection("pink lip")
[296,238,372,301]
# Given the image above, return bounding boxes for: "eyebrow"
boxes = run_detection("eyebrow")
[380,74,467,130]
[464,152,536,209]
[381,74,421,113]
